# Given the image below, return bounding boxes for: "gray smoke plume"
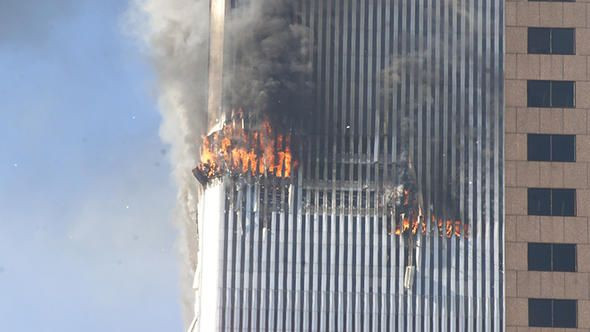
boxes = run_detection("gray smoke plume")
[380,0,494,224]
[126,0,209,327]
[225,0,312,131]
[128,0,311,327]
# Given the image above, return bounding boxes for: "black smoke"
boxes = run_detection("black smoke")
[225,0,312,132]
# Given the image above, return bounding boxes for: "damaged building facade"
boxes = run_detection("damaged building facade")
[190,0,504,331]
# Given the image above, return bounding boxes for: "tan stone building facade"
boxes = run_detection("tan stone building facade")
[506,0,590,330]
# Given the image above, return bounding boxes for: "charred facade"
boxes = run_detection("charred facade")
[192,0,504,331]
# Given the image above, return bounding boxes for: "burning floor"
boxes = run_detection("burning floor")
[193,111,296,185]
[193,112,467,240]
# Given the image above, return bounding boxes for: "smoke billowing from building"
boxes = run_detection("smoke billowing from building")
[136,0,504,330]
[129,0,210,326]
[224,0,312,132]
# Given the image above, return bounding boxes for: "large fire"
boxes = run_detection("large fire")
[195,116,296,183]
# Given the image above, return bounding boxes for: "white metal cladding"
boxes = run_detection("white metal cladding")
[201,0,504,331]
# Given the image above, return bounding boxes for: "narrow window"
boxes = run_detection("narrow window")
[552,28,575,54]
[552,189,576,216]
[527,134,575,162]
[551,135,576,162]
[527,134,551,161]
[553,299,577,328]
[529,299,577,328]
[528,80,551,107]
[528,243,552,271]
[552,81,575,107]
[527,80,575,108]
[553,244,576,272]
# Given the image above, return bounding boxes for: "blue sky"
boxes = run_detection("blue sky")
[0,1,183,331]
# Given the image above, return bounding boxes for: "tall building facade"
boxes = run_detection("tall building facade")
[505,1,590,330]
[191,0,504,331]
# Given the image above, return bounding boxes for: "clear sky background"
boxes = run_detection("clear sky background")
[0,1,184,331]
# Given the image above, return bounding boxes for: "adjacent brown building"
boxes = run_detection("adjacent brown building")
[505,0,590,329]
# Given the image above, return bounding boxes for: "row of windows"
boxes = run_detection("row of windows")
[524,11,577,330]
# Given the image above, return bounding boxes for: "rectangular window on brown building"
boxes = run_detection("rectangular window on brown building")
[527,134,576,162]
[529,298,577,328]
[528,28,575,55]
[528,188,576,216]
[527,80,575,108]
[528,243,576,272]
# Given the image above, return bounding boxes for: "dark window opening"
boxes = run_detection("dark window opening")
[552,81,576,107]
[527,80,575,108]
[529,298,577,328]
[553,244,576,272]
[528,188,576,216]
[552,135,576,162]
[529,299,552,327]
[528,243,576,272]
[528,243,552,271]
[552,189,576,216]
[528,28,575,54]
[527,134,575,162]
[528,28,551,54]
[528,188,551,215]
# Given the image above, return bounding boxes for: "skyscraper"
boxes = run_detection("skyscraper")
[190,0,504,331]
[505,1,590,329]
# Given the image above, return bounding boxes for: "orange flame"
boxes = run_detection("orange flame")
[196,117,296,180]
[392,189,468,238]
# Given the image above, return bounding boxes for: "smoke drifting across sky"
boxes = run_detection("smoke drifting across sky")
[131,0,210,325]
